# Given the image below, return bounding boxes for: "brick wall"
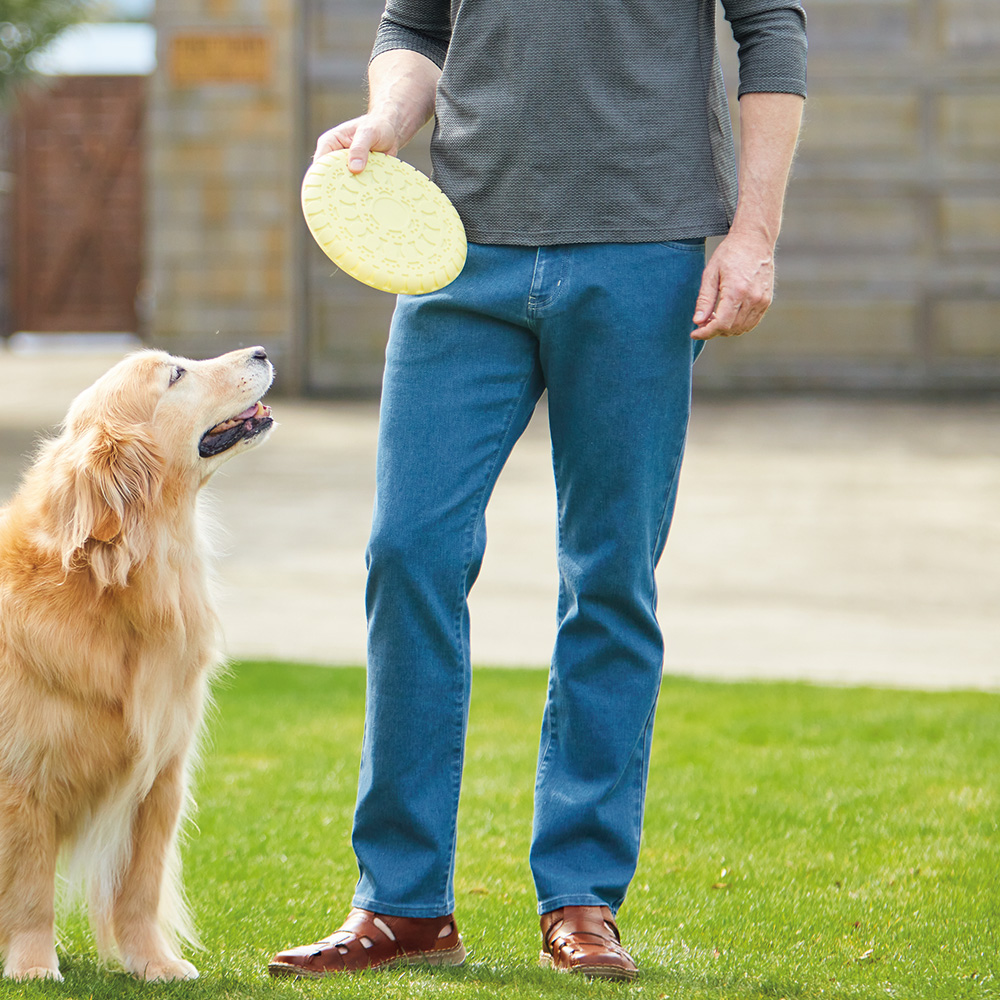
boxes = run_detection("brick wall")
[148,0,302,386]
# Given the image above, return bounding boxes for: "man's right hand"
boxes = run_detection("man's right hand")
[314,50,442,176]
[314,114,401,174]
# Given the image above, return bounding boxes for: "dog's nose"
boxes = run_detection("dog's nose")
[250,347,268,362]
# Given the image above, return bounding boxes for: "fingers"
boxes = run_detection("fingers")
[346,120,385,173]
[313,116,399,174]
[692,259,721,333]
[314,121,358,161]
[692,286,770,339]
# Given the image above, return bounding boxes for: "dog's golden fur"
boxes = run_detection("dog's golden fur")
[0,346,273,981]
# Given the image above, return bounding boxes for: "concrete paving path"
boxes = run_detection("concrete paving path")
[2,340,998,691]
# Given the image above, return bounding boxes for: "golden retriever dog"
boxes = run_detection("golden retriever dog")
[0,346,274,982]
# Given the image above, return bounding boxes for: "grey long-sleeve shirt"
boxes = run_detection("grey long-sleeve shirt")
[372,0,806,245]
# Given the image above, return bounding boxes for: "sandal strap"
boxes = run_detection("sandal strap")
[269,908,461,976]
[340,908,456,952]
[542,905,621,947]
[541,905,637,974]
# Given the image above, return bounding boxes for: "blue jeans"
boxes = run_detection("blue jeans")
[352,241,706,919]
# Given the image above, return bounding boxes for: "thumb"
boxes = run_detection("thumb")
[347,117,399,173]
[693,259,720,324]
[347,137,373,174]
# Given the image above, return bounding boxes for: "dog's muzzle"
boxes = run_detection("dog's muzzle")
[198,401,273,458]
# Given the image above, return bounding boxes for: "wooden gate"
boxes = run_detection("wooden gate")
[11,75,145,334]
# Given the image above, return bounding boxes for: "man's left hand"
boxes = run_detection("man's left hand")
[691,230,775,340]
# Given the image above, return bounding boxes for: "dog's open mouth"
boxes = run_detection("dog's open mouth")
[198,401,274,458]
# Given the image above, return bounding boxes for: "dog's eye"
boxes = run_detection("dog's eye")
[169,366,186,385]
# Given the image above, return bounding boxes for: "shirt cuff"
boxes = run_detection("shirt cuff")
[730,8,808,99]
[371,16,450,69]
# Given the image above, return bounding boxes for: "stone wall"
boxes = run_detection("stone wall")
[698,0,1000,391]
[146,0,1000,395]
[148,0,303,388]
[298,0,420,396]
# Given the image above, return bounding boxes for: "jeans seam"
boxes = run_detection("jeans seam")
[526,247,544,320]
[652,413,691,567]
[535,470,568,795]
[533,675,558,807]
[437,363,540,911]
[633,695,658,859]
[450,362,542,660]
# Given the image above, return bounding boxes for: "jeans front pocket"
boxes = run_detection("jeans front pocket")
[656,238,707,253]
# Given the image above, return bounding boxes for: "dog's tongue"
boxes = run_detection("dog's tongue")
[206,402,271,439]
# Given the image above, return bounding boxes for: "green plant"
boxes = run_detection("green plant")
[0,0,93,104]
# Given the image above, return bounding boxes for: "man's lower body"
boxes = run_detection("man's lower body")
[270,239,705,979]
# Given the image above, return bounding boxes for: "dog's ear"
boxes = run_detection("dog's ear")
[55,425,164,585]
[74,429,162,541]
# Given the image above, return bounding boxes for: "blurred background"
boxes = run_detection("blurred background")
[0,1,998,687]
[2,0,999,391]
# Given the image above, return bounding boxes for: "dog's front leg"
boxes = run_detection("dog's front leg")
[112,756,198,981]
[0,793,62,981]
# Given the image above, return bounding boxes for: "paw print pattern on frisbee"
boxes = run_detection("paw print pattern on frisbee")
[301,150,468,295]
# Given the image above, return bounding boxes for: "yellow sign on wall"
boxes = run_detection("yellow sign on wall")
[169,33,272,86]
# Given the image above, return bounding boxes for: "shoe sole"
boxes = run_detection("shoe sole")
[268,942,467,979]
[539,951,638,981]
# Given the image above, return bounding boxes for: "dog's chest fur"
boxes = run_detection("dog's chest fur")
[0,509,220,828]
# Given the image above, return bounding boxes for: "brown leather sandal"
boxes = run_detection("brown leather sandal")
[539,905,638,980]
[268,908,466,978]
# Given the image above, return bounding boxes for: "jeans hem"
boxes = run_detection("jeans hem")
[351,895,457,919]
[537,893,619,916]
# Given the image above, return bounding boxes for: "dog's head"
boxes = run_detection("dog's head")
[36,346,274,585]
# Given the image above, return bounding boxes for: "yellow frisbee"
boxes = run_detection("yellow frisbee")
[301,150,467,295]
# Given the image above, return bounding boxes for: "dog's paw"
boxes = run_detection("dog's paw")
[4,965,64,982]
[139,958,199,982]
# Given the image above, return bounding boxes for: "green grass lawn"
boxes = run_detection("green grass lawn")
[9,663,999,999]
